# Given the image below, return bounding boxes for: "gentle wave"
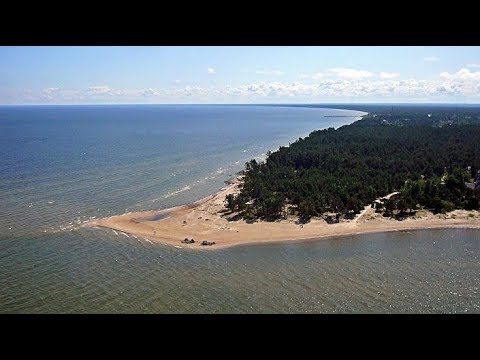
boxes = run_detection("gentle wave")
[163,185,192,199]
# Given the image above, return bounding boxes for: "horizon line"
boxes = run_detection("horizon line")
[1,102,480,107]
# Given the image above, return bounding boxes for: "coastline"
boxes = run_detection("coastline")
[86,177,480,250]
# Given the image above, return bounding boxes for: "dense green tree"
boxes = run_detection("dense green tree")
[384,198,397,216]
[397,198,408,214]
[225,194,236,212]
[226,107,480,222]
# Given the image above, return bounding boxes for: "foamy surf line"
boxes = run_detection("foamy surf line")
[164,185,191,199]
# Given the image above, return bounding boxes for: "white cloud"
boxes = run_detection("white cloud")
[439,68,480,81]
[141,88,160,97]
[37,85,135,102]
[312,72,324,80]
[88,85,112,94]
[255,69,285,76]
[43,87,60,93]
[466,64,480,68]
[207,67,216,74]
[328,67,373,80]
[299,74,309,79]
[424,56,439,62]
[379,72,400,79]
[173,79,181,84]
[41,87,66,101]
[437,68,480,98]
[86,85,131,97]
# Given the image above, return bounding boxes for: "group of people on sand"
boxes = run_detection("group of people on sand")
[181,238,216,246]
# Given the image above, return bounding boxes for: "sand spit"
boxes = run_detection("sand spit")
[87,177,480,250]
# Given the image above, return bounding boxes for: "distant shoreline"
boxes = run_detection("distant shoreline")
[323,115,361,118]
[86,177,480,250]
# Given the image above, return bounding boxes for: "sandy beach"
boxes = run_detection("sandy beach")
[87,178,480,250]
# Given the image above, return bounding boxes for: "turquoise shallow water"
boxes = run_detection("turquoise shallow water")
[0,104,478,313]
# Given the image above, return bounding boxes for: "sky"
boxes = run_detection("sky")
[1,46,480,104]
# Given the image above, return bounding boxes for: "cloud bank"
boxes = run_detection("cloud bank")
[4,66,480,104]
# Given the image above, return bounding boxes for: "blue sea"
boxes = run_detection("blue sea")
[0,104,478,313]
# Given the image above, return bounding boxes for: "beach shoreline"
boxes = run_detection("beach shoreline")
[86,177,480,250]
